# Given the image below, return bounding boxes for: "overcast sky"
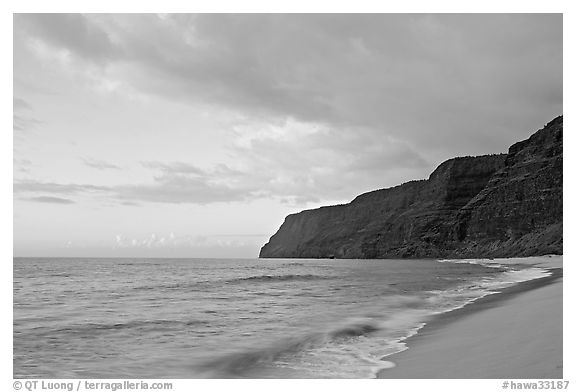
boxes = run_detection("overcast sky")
[13,13,562,258]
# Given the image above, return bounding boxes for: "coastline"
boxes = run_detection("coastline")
[377,255,563,379]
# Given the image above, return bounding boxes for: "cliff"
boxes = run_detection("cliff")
[259,116,563,259]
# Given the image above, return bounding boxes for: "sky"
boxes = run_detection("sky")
[13,13,562,258]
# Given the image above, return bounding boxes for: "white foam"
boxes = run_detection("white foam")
[263,263,553,378]
[437,258,504,268]
[424,266,551,317]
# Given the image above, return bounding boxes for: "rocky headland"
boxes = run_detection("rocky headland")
[260,116,563,259]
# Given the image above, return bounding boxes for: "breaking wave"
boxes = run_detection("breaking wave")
[227,274,331,283]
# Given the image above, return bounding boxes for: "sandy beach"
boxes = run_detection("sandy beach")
[378,255,563,379]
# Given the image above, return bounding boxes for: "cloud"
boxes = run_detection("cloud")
[115,173,255,205]
[119,200,140,207]
[141,161,205,175]
[14,14,562,159]
[114,119,428,205]
[13,115,42,132]
[113,232,256,250]
[15,13,119,63]
[82,158,121,170]
[11,119,428,207]
[14,97,32,110]
[12,14,562,206]
[14,159,33,174]
[114,161,257,204]
[14,180,109,195]
[13,97,41,132]
[25,196,75,204]
[13,173,254,205]
[224,118,430,202]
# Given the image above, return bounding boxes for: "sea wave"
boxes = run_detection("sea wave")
[16,257,550,379]
[197,263,554,378]
[226,274,331,284]
[196,318,388,377]
[426,265,552,314]
[132,281,211,292]
[18,319,210,338]
[195,304,431,378]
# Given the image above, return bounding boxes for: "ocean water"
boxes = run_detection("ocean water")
[13,257,550,379]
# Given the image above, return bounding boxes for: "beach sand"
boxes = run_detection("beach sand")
[378,255,563,379]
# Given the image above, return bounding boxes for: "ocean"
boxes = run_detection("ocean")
[13,257,551,379]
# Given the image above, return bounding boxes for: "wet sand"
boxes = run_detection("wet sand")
[378,255,563,379]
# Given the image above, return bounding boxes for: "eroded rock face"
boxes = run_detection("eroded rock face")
[259,116,563,259]
[453,116,563,257]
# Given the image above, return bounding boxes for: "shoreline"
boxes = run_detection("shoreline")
[377,255,563,379]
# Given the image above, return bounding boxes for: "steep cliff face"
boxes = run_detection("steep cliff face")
[453,115,563,257]
[260,116,563,259]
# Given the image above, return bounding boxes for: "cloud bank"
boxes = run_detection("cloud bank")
[14,14,562,206]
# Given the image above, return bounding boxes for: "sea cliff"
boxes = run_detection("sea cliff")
[260,116,563,259]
